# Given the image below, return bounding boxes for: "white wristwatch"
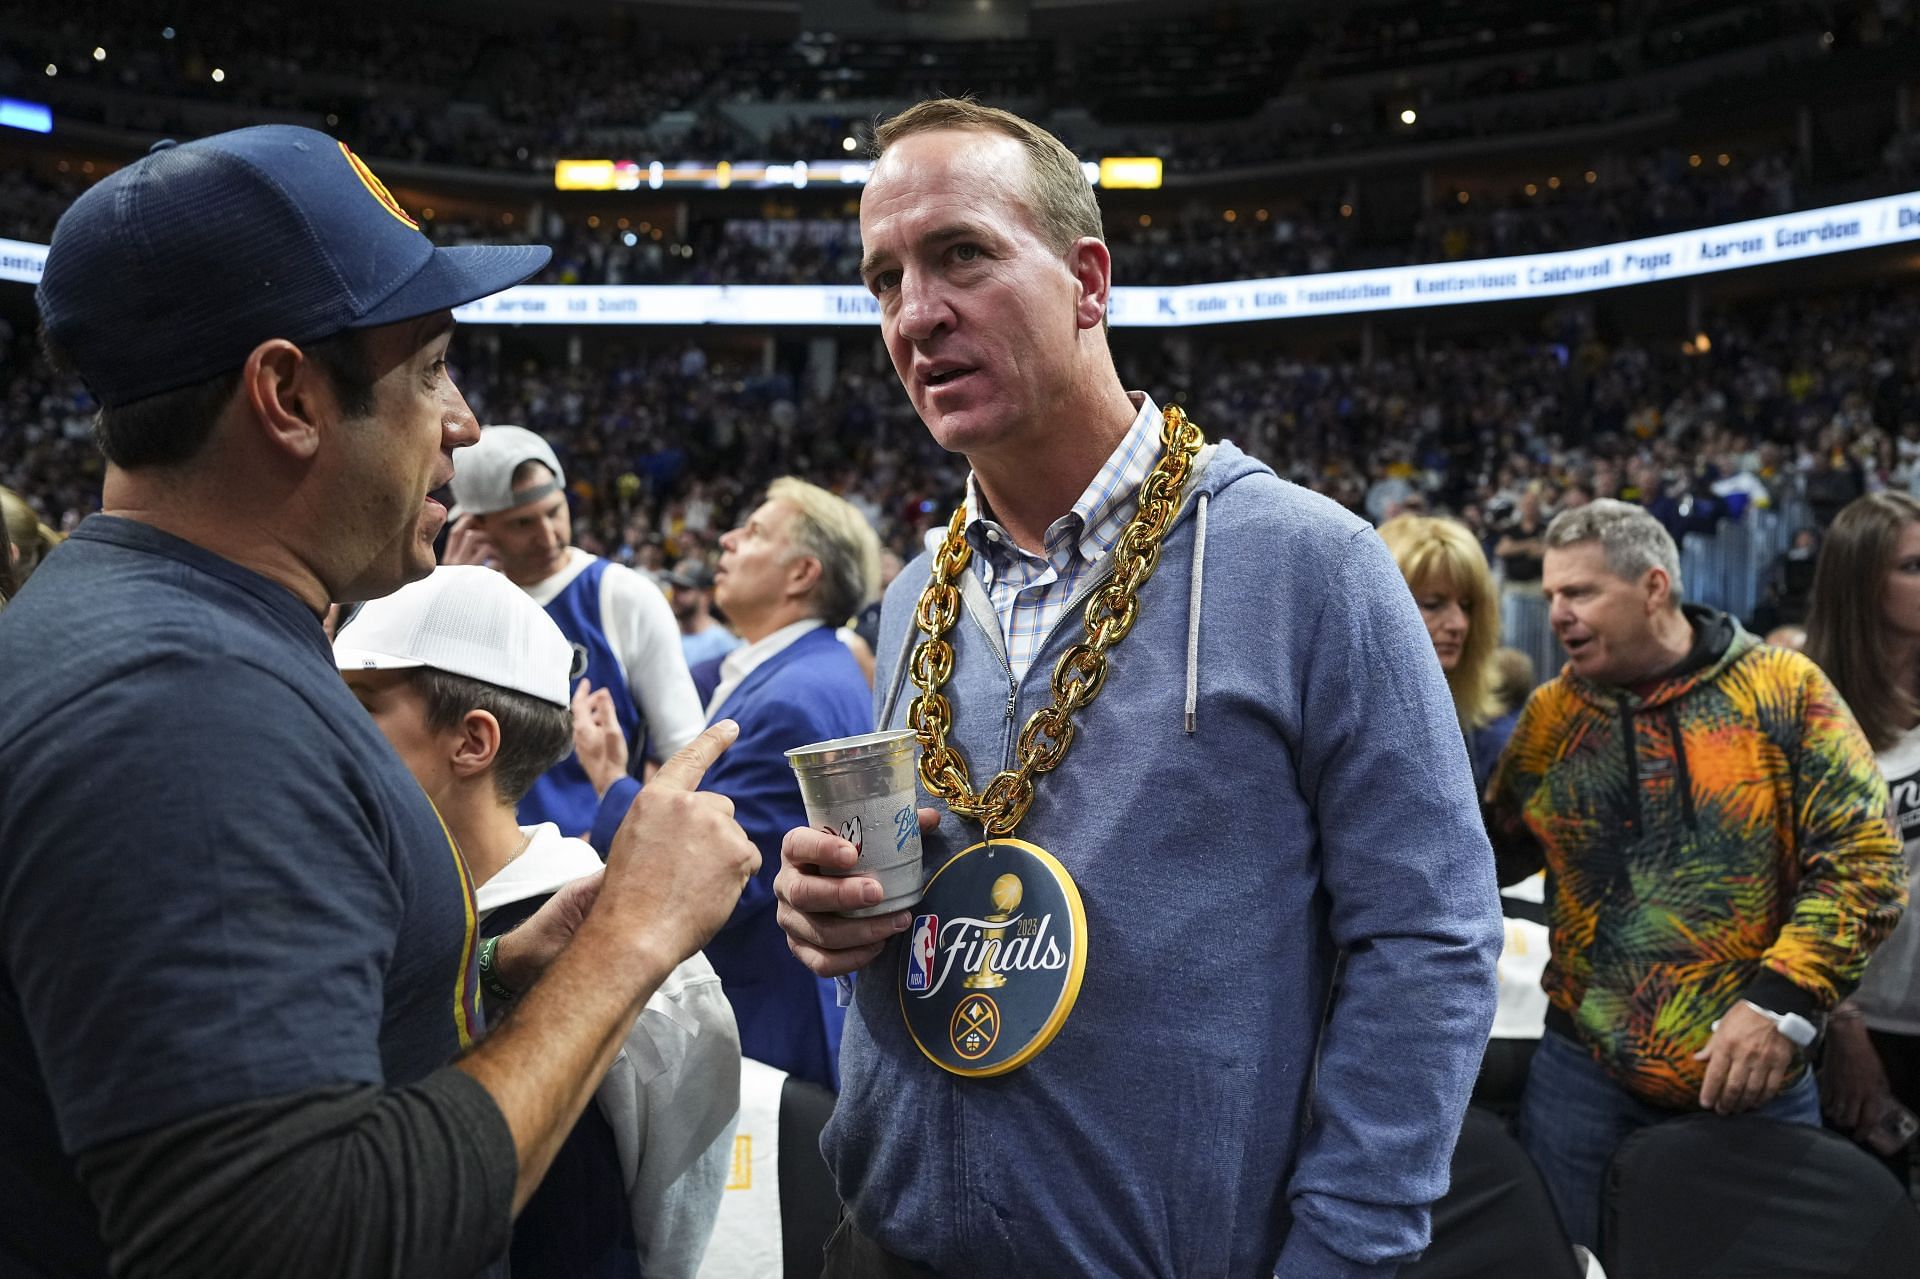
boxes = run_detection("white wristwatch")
[1739,1000,1819,1048]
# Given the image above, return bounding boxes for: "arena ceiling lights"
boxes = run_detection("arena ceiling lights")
[552,156,1154,191]
[4,190,1918,325]
[554,158,874,190]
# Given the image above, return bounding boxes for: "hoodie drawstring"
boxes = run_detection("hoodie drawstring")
[879,606,916,731]
[1184,492,1209,735]
[1665,704,1697,829]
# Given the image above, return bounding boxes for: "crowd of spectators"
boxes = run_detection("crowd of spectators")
[7,285,1916,617]
[7,5,740,172]
[1149,287,1920,565]
[5,0,1895,181]
[0,168,90,243]
[1409,148,1798,265]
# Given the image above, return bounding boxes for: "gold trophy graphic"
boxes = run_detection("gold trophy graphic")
[963,873,1023,990]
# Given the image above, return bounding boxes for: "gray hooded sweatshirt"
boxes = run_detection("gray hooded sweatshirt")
[829,438,1503,1278]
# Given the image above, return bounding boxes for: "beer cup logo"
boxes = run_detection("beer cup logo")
[817,813,862,853]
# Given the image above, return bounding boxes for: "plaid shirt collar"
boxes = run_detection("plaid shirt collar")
[961,392,1162,579]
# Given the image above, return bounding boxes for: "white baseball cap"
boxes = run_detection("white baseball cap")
[448,425,566,519]
[334,566,575,707]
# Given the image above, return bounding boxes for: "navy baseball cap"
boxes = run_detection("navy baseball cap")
[36,125,551,408]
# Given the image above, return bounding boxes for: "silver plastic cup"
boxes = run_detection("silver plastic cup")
[786,728,924,919]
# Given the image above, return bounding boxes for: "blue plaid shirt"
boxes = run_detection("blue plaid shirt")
[963,393,1163,681]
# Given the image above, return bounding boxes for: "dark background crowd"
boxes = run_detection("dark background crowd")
[8,281,1918,622]
[4,0,1919,632]
[5,2,1920,1275]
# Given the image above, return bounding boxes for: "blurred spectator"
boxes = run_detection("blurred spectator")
[1805,492,1920,1189]
[335,566,740,1275]
[1491,646,1538,717]
[0,487,65,590]
[665,558,742,669]
[1486,500,1905,1248]
[1378,513,1510,790]
[1755,526,1822,632]
[582,478,879,1090]
[447,426,706,837]
[1493,488,1548,586]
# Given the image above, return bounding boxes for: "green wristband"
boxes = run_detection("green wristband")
[478,934,518,1003]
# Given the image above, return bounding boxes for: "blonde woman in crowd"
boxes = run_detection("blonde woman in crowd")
[1380,514,1515,788]
[0,488,63,592]
[1805,491,1920,1187]
[1382,514,1544,1112]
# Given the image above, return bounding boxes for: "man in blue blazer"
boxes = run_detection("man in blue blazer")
[583,478,880,1088]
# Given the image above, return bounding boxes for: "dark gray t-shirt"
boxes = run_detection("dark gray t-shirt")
[0,517,491,1273]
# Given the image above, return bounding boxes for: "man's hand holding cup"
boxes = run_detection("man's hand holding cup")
[774,808,938,977]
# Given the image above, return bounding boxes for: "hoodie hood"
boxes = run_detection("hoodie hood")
[877,437,1272,736]
[476,822,602,917]
[1564,604,1756,712]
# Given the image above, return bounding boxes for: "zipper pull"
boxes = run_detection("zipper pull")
[1005,684,1018,721]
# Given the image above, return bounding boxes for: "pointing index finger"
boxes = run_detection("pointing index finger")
[649,719,739,792]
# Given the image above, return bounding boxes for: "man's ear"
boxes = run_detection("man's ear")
[240,338,340,462]
[1065,236,1113,332]
[449,709,503,781]
[787,552,824,602]
[1644,566,1673,614]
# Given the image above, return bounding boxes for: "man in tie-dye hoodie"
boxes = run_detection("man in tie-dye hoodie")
[1485,500,1904,1249]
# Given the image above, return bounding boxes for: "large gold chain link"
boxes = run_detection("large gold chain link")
[906,405,1205,835]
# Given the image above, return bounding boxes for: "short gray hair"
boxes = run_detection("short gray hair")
[1544,499,1684,603]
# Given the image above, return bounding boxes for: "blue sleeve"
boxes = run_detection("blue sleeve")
[1276,528,1504,1276]
[706,688,870,935]
[587,777,644,859]
[1,654,408,1154]
[1467,711,1517,796]
[689,656,724,708]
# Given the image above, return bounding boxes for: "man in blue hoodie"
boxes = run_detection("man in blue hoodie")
[772,99,1504,1278]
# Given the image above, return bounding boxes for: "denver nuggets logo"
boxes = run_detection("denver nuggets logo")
[950,994,999,1060]
[337,141,419,229]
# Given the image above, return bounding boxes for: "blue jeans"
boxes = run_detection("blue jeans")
[1518,1030,1820,1250]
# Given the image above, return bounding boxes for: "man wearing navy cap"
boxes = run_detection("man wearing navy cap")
[0,127,759,1277]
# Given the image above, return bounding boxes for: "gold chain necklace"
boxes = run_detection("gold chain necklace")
[907,405,1205,836]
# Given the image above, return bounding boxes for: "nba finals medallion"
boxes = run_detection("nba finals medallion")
[900,839,1087,1077]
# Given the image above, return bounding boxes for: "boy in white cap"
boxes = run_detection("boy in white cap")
[445,426,705,837]
[337,565,740,1278]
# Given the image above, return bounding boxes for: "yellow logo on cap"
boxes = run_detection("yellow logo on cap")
[337,141,419,229]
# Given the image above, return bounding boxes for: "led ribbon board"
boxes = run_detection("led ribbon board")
[5,191,1919,323]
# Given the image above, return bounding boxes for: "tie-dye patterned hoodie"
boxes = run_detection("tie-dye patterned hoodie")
[1487,607,1905,1108]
